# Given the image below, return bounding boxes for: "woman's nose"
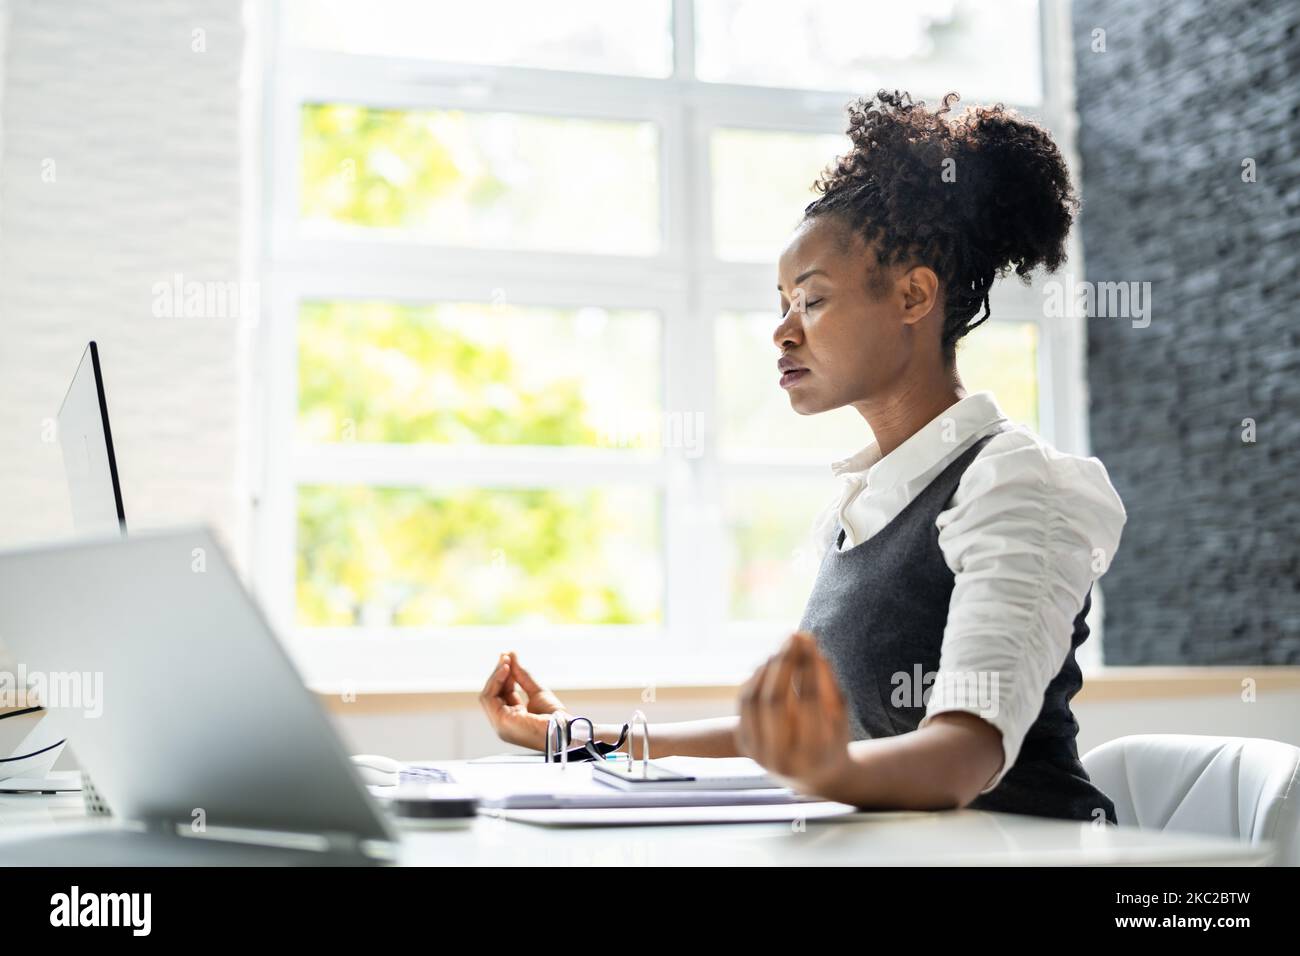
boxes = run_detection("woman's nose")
[773,307,803,351]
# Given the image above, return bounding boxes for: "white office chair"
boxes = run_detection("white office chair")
[1082,734,1300,866]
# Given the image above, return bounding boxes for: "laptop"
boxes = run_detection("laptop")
[0,526,397,864]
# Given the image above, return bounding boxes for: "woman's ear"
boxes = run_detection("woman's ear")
[899,266,940,326]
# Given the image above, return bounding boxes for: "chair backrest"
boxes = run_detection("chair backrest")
[1083,734,1300,866]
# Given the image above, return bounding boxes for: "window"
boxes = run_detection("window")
[263,0,1080,690]
[694,0,1043,103]
[299,105,661,254]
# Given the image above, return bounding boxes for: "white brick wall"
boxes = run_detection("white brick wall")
[0,0,250,562]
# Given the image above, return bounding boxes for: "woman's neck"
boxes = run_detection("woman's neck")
[853,367,965,459]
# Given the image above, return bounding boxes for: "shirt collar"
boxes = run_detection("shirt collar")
[829,391,1009,492]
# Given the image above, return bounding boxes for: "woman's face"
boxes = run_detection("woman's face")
[774,216,933,415]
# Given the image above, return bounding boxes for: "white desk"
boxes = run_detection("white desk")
[0,771,1273,866]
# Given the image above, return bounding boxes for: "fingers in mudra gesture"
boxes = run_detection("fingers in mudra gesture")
[737,631,852,794]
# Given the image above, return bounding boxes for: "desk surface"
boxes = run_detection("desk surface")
[0,771,1274,866]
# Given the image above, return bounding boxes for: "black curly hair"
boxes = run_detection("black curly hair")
[804,89,1079,361]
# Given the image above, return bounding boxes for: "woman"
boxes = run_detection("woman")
[479,91,1126,822]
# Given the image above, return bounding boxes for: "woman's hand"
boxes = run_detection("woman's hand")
[478,652,569,751]
[736,631,853,798]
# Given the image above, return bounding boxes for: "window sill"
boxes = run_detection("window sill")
[1071,666,1300,702]
[314,665,1300,713]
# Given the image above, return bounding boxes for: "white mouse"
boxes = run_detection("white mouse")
[351,753,405,787]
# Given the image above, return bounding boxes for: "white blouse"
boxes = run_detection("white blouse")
[808,391,1127,793]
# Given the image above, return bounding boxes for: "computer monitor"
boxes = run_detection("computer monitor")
[57,341,126,536]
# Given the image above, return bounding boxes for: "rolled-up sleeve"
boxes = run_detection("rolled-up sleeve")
[919,431,1127,793]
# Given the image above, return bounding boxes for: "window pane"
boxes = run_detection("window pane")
[711,128,845,262]
[696,0,1042,104]
[300,104,660,254]
[955,321,1039,429]
[724,480,835,622]
[297,485,662,627]
[286,0,673,78]
[297,300,660,447]
[717,311,867,456]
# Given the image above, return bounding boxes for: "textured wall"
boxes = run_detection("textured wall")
[1072,0,1300,662]
[0,0,248,557]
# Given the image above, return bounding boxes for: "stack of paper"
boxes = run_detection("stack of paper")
[401,757,863,826]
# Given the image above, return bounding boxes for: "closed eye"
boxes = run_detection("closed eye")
[779,297,824,318]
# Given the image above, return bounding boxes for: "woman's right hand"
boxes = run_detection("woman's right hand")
[478,652,568,751]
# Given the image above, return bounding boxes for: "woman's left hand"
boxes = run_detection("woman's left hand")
[736,630,853,797]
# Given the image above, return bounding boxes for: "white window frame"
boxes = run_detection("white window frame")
[254,0,1089,692]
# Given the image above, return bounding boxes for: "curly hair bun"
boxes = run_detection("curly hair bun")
[805,89,1079,355]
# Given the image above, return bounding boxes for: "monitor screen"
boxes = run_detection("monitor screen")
[57,341,126,536]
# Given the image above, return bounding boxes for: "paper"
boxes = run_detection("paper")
[606,755,780,790]
[0,770,82,793]
[414,759,818,810]
[490,801,862,827]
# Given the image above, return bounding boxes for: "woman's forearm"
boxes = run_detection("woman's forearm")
[810,712,1003,811]
[592,716,741,758]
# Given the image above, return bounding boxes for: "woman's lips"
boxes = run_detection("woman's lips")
[779,368,809,388]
